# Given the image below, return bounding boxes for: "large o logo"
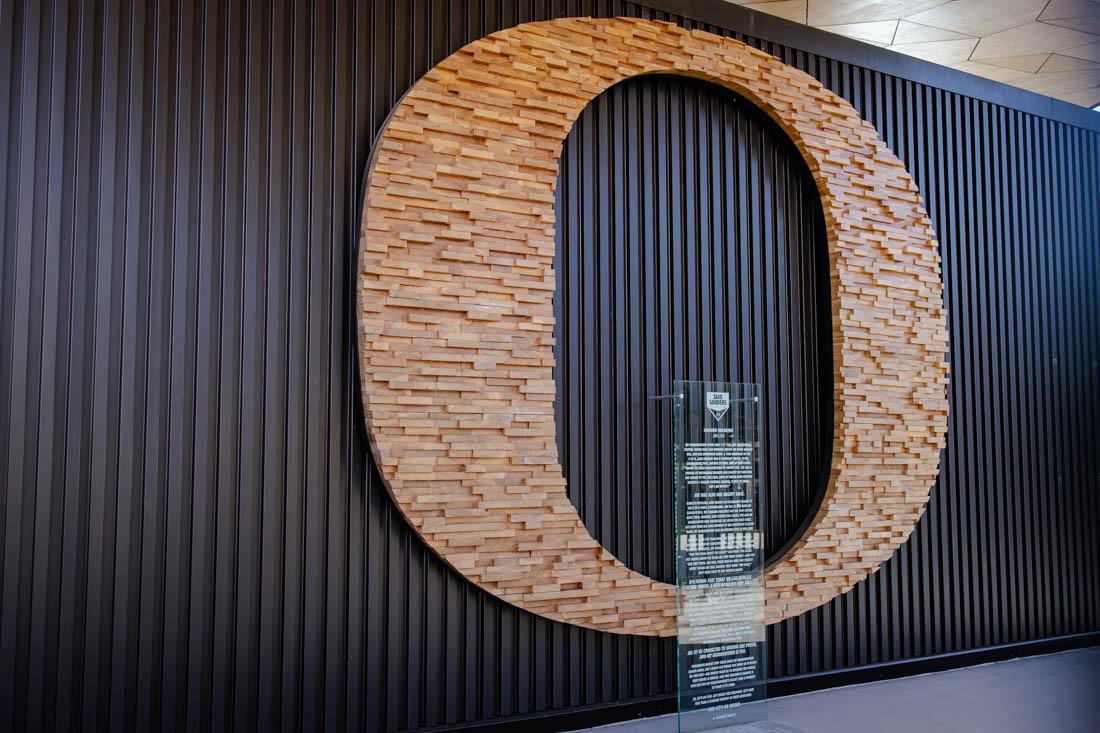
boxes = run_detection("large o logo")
[357,18,948,635]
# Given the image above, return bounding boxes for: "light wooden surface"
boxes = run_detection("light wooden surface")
[357,17,949,635]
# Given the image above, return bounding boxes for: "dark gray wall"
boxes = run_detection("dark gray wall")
[555,73,832,591]
[553,72,833,722]
[1,1,1098,732]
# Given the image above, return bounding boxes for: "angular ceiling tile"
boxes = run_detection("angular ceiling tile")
[1061,40,1100,61]
[972,22,1099,59]
[819,20,900,44]
[1040,16,1100,33]
[978,53,1053,72]
[744,0,808,23]
[747,0,1100,107]
[887,38,980,65]
[1037,0,1100,21]
[808,0,950,26]
[1055,86,1100,105]
[1041,54,1100,72]
[893,20,976,44]
[953,60,1038,83]
[1011,67,1100,95]
[905,0,1049,37]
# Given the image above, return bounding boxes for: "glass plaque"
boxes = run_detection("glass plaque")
[674,381,766,732]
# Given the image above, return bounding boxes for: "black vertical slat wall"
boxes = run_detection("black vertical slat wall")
[555,74,832,588]
[0,1,1097,732]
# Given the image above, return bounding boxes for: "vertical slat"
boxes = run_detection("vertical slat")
[0,2,1098,732]
[557,74,832,684]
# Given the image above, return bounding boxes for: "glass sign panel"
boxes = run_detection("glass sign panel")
[674,381,766,733]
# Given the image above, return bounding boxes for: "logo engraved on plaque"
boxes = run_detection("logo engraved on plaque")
[706,392,730,423]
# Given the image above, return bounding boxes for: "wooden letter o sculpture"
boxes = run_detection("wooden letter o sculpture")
[357,17,949,635]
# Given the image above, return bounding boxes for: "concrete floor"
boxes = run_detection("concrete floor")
[570,647,1100,733]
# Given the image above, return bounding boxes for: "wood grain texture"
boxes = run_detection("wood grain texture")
[357,17,949,635]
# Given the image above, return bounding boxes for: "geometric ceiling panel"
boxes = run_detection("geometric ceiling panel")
[1038,0,1100,21]
[1064,40,1100,61]
[730,0,1100,106]
[807,0,952,25]
[893,20,975,44]
[889,38,980,65]
[952,60,1035,83]
[1044,16,1100,31]
[905,0,1049,37]
[972,23,1098,61]
[980,54,1054,73]
[743,0,809,23]
[1042,53,1100,72]
[819,20,901,45]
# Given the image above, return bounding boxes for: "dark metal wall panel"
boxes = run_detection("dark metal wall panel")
[0,1,1097,732]
[554,72,833,702]
[555,73,832,584]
